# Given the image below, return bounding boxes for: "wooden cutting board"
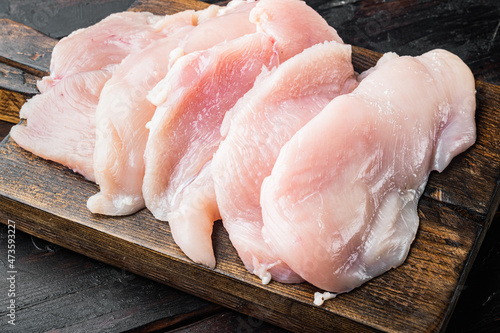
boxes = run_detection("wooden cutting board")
[1,0,499,332]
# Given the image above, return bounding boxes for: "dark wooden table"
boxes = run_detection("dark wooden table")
[0,0,499,332]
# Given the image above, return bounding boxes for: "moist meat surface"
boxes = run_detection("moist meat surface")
[260,50,476,292]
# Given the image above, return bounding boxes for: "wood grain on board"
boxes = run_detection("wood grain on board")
[0,224,223,332]
[0,61,40,123]
[0,19,54,77]
[0,18,53,123]
[0,88,28,124]
[128,0,209,13]
[0,130,492,332]
[0,0,499,332]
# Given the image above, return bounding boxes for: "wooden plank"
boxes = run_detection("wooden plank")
[0,89,26,123]
[445,210,500,332]
[0,62,39,95]
[351,45,380,72]
[0,19,52,123]
[0,18,55,77]
[0,225,221,332]
[128,0,209,13]
[0,134,491,332]
[168,310,289,332]
[0,120,13,140]
[0,61,39,123]
[317,0,500,85]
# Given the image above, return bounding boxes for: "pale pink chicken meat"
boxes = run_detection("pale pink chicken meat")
[88,0,258,216]
[142,32,278,268]
[41,11,164,90]
[250,0,343,62]
[212,41,358,283]
[87,11,199,215]
[11,10,171,181]
[10,70,111,181]
[143,0,347,272]
[260,50,476,293]
[178,0,257,53]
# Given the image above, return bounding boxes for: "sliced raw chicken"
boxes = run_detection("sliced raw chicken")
[260,50,476,293]
[250,0,343,62]
[87,11,199,216]
[10,70,111,181]
[46,11,165,87]
[178,0,257,53]
[212,41,358,283]
[143,33,278,268]
[89,0,258,216]
[12,10,173,180]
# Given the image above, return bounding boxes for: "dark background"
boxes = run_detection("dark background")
[0,0,499,332]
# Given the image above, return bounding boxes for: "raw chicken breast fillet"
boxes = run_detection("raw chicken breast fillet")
[43,11,164,89]
[260,50,476,293]
[142,0,346,271]
[212,41,358,283]
[178,0,257,53]
[87,11,200,215]
[89,0,258,216]
[10,70,111,181]
[12,10,171,181]
[250,0,343,62]
[143,33,278,268]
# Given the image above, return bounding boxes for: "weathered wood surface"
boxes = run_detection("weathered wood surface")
[0,0,499,332]
[0,89,28,124]
[446,210,500,333]
[0,18,53,123]
[0,120,12,139]
[129,0,209,13]
[0,61,38,123]
[0,133,490,332]
[0,62,39,95]
[0,224,224,332]
[0,18,55,77]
